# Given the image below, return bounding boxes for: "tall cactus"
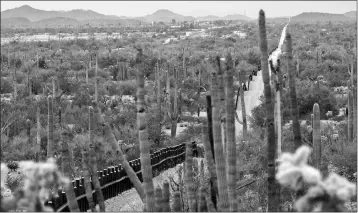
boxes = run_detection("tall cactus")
[312,103,321,170]
[88,106,105,212]
[206,94,215,162]
[258,10,280,212]
[155,187,163,212]
[170,66,179,138]
[136,49,155,211]
[353,85,357,140]
[60,129,80,212]
[155,61,162,144]
[95,53,98,102]
[347,80,354,142]
[172,192,182,212]
[184,141,197,212]
[224,53,238,211]
[47,95,54,159]
[201,123,218,210]
[286,33,302,150]
[80,135,97,212]
[36,106,41,162]
[198,187,208,212]
[211,61,229,211]
[238,70,248,140]
[162,181,170,212]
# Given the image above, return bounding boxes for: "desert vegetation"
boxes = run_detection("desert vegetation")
[1,6,357,213]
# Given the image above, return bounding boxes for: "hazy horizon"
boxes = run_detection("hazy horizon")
[1,1,356,19]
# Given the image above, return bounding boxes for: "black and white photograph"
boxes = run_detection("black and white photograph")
[0,1,357,212]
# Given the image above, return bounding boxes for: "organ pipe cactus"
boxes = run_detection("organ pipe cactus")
[286,33,302,151]
[224,53,238,211]
[353,85,357,140]
[47,95,54,159]
[162,181,170,212]
[312,103,321,170]
[36,106,41,161]
[80,135,97,212]
[238,69,248,140]
[201,123,218,210]
[347,80,354,142]
[155,61,162,144]
[258,10,280,212]
[26,119,31,144]
[95,53,98,102]
[172,191,182,212]
[93,101,145,201]
[60,129,80,212]
[198,187,208,212]
[211,61,229,211]
[206,94,215,162]
[184,141,197,212]
[136,49,155,211]
[155,187,163,211]
[88,106,105,212]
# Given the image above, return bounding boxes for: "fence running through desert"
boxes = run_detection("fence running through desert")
[44,141,198,212]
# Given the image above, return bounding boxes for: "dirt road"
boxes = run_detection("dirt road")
[235,70,264,139]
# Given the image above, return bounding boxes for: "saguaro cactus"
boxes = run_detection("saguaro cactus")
[162,181,170,212]
[61,129,80,212]
[211,62,229,211]
[80,138,96,212]
[36,107,41,161]
[95,53,98,102]
[224,53,238,211]
[238,70,248,140]
[201,123,218,210]
[258,10,280,212]
[136,49,155,211]
[347,81,354,142]
[155,187,163,211]
[198,187,208,212]
[155,61,162,144]
[88,106,105,212]
[172,192,182,212]
[312,103,321,170]
[47,95,54,159]
[184,141,197,212]
[286,33,302,150]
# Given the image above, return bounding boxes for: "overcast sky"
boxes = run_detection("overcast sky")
[1,1,356,18]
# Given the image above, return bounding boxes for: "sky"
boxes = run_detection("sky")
[1,1,356,18]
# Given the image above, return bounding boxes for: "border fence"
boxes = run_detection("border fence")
[45,141,199,212]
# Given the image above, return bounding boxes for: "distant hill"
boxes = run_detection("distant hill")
[222,14,252,21]
[291,12,354,23]
[137,9,195,23]
[1,5,122,22]
[343,11,356,18]
[32,17,80,27]
[196,15,220,21]
[1,17,31,27]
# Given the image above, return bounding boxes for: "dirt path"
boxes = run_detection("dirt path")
[235,70,264,139]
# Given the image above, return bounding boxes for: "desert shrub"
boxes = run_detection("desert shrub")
[5,171,26,192]
[0,77,13,94]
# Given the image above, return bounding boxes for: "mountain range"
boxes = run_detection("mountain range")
[0,5,356,27]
